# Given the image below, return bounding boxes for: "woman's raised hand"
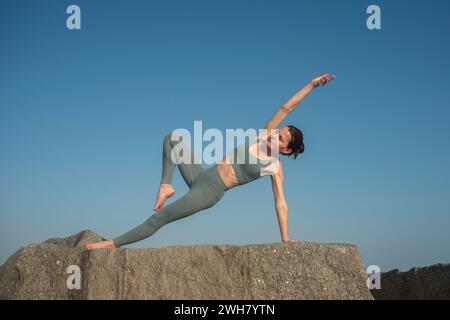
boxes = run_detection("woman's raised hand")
[310,74,336,88]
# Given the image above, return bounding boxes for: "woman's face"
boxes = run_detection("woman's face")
[267,126,292,155]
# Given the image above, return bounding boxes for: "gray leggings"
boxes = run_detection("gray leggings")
[112,132,228,247]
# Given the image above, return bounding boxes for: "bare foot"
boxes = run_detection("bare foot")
[83,240,116,250]
[153,183,175,211]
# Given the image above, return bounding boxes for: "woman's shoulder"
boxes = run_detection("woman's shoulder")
[260,158,281,176]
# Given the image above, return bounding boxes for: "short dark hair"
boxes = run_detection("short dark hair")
[286,125,305,159]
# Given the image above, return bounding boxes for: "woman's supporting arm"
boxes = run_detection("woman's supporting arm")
[270,161,291,242]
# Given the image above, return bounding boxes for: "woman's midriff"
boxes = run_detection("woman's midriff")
[215,140,271,190]
[215,155,240,190]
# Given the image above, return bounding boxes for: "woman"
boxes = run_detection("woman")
[84,74,335,250]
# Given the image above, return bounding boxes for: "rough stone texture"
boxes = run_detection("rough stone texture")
[371,263,450,300]
[0,230,373,300]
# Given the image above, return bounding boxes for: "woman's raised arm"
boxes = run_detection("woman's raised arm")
[264,74,336,131]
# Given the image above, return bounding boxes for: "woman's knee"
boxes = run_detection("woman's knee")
[164,131,185,146]
[164,131,174,143]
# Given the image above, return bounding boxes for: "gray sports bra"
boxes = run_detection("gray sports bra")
[229,138,277,186]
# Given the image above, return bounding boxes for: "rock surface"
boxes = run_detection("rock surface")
[0,230,373,300]
[371,263,450,300]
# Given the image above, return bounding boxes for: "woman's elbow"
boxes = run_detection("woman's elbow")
[275,202,288,213]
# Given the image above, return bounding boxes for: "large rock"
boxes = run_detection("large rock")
[372,264,450,300]
[0,230,373,300]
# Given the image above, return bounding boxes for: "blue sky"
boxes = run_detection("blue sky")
[1,0,449,272]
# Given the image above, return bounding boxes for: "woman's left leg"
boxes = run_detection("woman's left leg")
[112,166,226,247]
[154,131,206,211]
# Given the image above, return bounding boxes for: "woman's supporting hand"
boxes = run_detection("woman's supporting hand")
[310,74,336,88]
